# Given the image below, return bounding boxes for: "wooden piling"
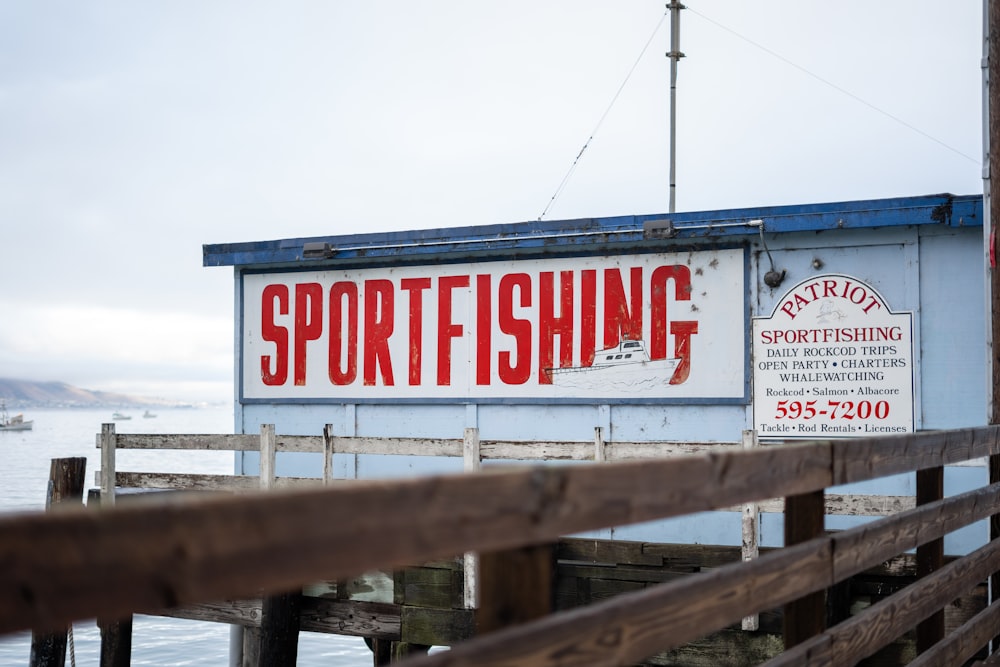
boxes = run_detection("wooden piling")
[259,591,302,666]
[29,457,87,667]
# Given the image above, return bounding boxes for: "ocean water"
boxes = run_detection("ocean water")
[0,406,372,666]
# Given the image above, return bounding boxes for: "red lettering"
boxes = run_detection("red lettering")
[538,271,574,383]
[603,267,642,347]
[437,276,469,386]
[476,274,492,385]
[498,273,532,384]
[294,283,323,386]
[363,279,395,386]
[261,284,289,386]
[400,278,431,386]
[580,269,597,367]
[650,265,691,360]
[669,321,698,384]
[328,282,358,385]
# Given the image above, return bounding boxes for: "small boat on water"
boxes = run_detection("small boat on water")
[0,402,33,431]
[112,412,132,421]
[143,410,157,418]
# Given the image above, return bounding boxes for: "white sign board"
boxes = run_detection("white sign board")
[752,274,914,439]
[241,249,746,402]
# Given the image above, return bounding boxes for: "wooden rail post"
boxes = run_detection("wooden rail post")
[256,424,302,666]
[463,428,481,610]
[98,423,133,667]
[593,426,606,462]
[741,430,760,632]
[476,543,555,635]
[323,423,335,484]
[783,489,825,648]
[916,465,945,653]
[29,457,87,667]
[989,0,1000,655]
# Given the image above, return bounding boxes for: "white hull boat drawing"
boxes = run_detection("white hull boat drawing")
[544,339,681,391]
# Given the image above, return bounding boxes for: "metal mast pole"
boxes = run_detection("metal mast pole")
[667,2,685,213]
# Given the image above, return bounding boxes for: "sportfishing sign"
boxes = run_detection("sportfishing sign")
[752,274,915,438]
[241,249,746,402]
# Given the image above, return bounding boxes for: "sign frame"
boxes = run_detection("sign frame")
[752,273,915,439]
[237,247,751,405]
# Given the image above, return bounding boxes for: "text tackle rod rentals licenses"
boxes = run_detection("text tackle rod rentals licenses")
[241,249,746,402]
[752,273,914,439]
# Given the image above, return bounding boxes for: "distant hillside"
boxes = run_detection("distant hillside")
[0,378,181,408]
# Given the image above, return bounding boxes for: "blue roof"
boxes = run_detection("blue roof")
[203,193,982,268]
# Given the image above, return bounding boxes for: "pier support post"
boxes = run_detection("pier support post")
[259,591,302,666]
[29,457,87,667]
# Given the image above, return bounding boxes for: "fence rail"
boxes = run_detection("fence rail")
[2,425,999,665]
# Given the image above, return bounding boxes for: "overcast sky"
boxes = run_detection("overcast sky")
[0,2,984,403]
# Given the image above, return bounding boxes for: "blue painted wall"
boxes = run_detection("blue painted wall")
[209,193,987,552]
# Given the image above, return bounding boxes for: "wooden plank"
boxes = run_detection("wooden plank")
[397,566,464,609]
[0,444,834,634]
[719,494,916,516]
[556,563,687,586]
[165,598,401,637]
[831,483,1000,583]
[833,427,1000,485]
[605,441,740,460]
[557,538,664,567]
[331,436,463,457]
[100,433,261,451]
[101,429,1000,469]
[107,431,746,460]
[113,471,326,491]
[401,606,475,645]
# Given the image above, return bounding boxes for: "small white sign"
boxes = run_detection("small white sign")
[752,274,914,439]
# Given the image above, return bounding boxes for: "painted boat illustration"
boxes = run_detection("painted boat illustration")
[544,338,681,391]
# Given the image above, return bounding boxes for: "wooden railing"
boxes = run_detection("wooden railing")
[3,425,1000,665]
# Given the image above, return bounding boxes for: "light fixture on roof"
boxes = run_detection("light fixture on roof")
[302,242,334,259]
